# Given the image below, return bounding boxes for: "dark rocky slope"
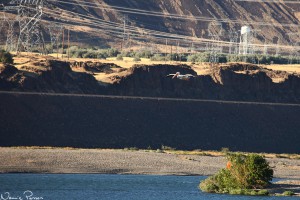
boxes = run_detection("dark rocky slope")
[0,93,299,153]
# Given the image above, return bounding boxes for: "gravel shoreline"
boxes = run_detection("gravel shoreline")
[0,147,299,179]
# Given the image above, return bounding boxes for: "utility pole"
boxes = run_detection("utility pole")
[122,14,128,51]
[170,42,173,63]
[177,41,180,62]
[275,38,280,57]
[263,38,268,56]
[165,38,168,63]
[61,28,64,58]
[67,29,70,60]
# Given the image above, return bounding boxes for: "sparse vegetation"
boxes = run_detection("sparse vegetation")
[227,188,269,196]
[161,145,176,151]
[282,191,295,196]
[116,54,123,60]
[124,147,139,151]
[199,153,273,196]
[133,57,141,62]
[221,147,230,154]
[150,53,167,61]
[187,52,211,63]
[68,46,119,59]
[64,46,300,65]
[0,50,14,64]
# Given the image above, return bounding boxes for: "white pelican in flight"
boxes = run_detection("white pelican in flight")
[166,72,196,80]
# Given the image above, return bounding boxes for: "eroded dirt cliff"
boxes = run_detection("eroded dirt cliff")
[1,56,300,103]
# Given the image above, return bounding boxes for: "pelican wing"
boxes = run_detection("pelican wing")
[186,74,196,77]
[166,74,176,78]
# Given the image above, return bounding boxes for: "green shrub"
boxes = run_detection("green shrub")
[199,177,219,193]
[257,189,269,196]
[150,54,167,61]
[0,50,13,64]
[133,57,141,62]
[199,153,273,195]
[229,188,244,195]
[250,190,258,195]
[282,191,295,196]
[116,54,123,60]
[187,52,210,63]
[227,188,268,196]
[83,50,97,58]
[135,50,152,58]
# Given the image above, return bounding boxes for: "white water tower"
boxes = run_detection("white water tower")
[239,26,252,55]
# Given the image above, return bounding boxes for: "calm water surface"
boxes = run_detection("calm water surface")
[0,174,297,200]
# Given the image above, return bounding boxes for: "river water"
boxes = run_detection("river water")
[0,174,297,200]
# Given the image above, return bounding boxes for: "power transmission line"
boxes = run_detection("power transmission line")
[233,0,300,3]
[39,5,300,55]
[47,0,300,27]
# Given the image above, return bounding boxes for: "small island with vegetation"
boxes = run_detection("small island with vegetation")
[199,153,296,196]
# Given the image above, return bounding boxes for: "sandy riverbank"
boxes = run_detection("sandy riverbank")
[0,147,299,196]
[0,147,299,179]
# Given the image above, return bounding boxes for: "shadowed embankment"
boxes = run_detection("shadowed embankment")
[0,92,299,153]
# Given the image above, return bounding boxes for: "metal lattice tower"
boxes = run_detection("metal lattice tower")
[208,20,223,63]
[229,29,238,55]
[3,8,17,51]
[5,0,45,53]
[207,9,224,64]
[48,24,63,53]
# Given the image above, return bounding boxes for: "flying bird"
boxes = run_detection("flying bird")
[166,72,196,80]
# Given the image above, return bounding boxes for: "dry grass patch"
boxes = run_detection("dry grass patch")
[264,64,300,74]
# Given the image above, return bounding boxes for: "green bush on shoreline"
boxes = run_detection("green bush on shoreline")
[0,50,14,64]
[199,153,273,196]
